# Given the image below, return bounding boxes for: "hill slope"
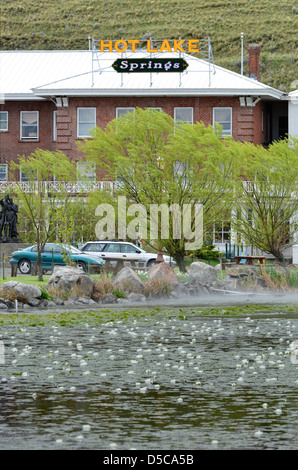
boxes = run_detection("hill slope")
[1,0,297,91]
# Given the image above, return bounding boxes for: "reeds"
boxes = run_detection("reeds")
[258,266,298,292]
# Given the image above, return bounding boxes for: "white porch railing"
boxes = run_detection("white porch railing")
[0,181,116,193]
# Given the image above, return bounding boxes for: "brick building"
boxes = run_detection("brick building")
[0,41,296,252]
[0,42,289,185]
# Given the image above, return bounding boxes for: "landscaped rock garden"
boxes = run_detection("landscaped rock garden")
[0,261,296,310]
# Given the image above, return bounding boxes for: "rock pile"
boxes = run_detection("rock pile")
[0,261,285,310]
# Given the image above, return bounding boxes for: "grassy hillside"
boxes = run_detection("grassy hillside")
[1,0,297,91]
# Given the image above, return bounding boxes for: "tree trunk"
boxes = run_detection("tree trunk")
[175,254,187,273]
[270,247,286,265]
[37,246,43,281]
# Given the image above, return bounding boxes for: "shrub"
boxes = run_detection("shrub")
[144,277,173,297]
[40,287,54,301]
[192,244,224,260]
[259,266,298,291]
[112,289,127,299]
[92,272,114,301]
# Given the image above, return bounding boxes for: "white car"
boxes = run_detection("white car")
[79,240,175,267]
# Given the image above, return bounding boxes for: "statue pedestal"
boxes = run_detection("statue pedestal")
[0,242,31,277]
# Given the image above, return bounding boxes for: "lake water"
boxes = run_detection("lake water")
[0,303,297,450]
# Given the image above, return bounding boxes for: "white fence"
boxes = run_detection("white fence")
[0,181,116,194]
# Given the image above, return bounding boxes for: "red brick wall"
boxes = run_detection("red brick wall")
[247,44,261,81]
[1,95,266,178]
[0,100,56,178]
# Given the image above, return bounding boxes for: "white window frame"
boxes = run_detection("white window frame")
[53,110,57,141]
[0,111,8,132]
[0,163,8,181]
[77,161,96,182]
[116,107,135,119]
[77,107,96,138]
[174,107,193,125]
[20,165,38,183]
[213,107,232,137]
[20,111,39,140]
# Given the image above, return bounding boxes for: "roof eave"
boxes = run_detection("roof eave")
[2,93,46,101]
[31,87,285,100]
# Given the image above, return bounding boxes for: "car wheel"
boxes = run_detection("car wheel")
[18,259,32,274]
[76,261,87,272]
[147,259,156,267]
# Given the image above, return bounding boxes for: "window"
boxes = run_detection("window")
[174,107,193,124]
[0,112,8,131]
[213,108,232,136]
[20,111,39,140]
[77,162,96,182]
[84,243,106,252]
[0,164,8,181]
[116,108,135,119]
[214,221,231,243]
[20,165,37,182]
[77,108,96,138]
[53,110,57,141]
[104,243,122,253]
[121,244,139,253]
[206,220,231,244]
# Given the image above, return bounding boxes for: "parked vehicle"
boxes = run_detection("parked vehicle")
[10,243,105,274]
[79,240,175,267]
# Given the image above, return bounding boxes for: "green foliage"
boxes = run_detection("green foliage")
[40,287,54,301]
[259,266,298,290]
[193,244,224,260]
[1,0,297,91]
[10,150,77,280]
[231,138,298,262]
[78,108,236,272]
[112,289,127,299]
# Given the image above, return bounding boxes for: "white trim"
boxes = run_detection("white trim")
[53,110,57,141]
[0,111,8,132]
[77,161,96,182]
[213,107,232,136]
[20,110,39,140]
[174,107,193,124]
[77,107,96,138]
[0,163,8,181]
[30,88,286,100]
[116,107,135,118]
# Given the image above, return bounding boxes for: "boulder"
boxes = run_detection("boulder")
[188,261,218,284]
[101,292,117,304]
[112,267,145,293]
[0,281,42,306]
[46,265,94,297]
[127,292,146,302]
[148,262,179,286]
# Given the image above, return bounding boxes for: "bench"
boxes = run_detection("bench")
[90,256,148,274]
[234,255,266,265]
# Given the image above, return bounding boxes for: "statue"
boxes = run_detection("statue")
[0,194,19,242]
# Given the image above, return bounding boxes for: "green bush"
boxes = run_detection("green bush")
[192,244,224,260]
[112,289,127,299]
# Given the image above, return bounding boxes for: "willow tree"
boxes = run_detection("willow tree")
[78,108,236,272]
[232,138,298,263]
[10,150,77,280]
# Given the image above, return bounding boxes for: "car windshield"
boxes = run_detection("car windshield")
[64,245,82,254]
[41,244,83,254]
